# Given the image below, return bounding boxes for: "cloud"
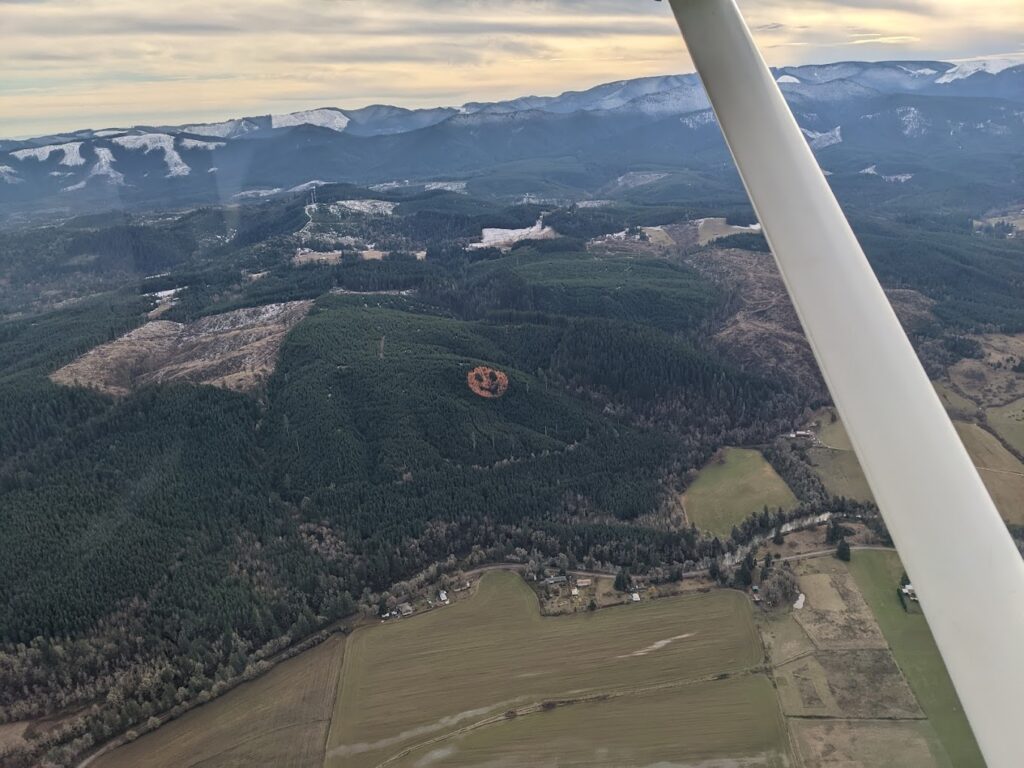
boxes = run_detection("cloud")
[1,0,1020,137]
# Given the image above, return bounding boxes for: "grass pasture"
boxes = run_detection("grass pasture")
[683,447,798,536]
[94,635,345,768]
[987,397,1024,454]
[954,420,1024,524]
[807,447,875,502]
[391,675,788,768]
[849,551,984,768]
[933,381,978,417]
[815,409,854,451]
[326,571,778,768]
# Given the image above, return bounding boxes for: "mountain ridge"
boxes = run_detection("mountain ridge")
[1,57,1022,219]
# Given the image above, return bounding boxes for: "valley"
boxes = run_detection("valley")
[0,56,1022,768]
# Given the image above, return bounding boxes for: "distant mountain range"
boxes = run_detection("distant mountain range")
[1,57,1022,219]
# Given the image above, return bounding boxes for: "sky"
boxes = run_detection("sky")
[2,0,1022,138]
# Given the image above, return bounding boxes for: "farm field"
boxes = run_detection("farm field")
[849,551,984,768]
[954,421,1024,524]
[391,675,788,768]
[94,635,345,768]
[987,397,1024,454]
[807,447,875,502]
[326,571,775,768]
[933,381,978,417]
[683,447,799,536]
[815,409,854,451]
[808,410,1023,524]
[790,720,952,768]
[764,556,957,767]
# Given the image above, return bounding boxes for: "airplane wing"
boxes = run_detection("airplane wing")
[665,2,1024,765]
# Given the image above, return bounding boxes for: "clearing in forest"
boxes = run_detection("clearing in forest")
[93,635,345,768]
[51,300,313,396]
[683,447,799,536]
[325,571,784,768]
[948,333,1024,406]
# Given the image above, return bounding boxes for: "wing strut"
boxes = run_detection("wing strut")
[666,2,1024,765]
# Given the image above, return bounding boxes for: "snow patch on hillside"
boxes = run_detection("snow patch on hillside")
[425,181,467,192]
[112,134,190,176]
[577,200,613,208]
[63,147,123,191]
[801,126,843,149]
[12,142,85,166]
[681,110,716,129]
[777,75,801,84]
[180,138,225,151]
[332,199,396,216]
[182,118,260,138]
[0,165,23,184]
[271,109,350,133]
[936,55,1024,83]
[610,172,668,191]
[233,188,281,199]
[468,218,556,250]
[896,107,927,137]
[859,165,913,183]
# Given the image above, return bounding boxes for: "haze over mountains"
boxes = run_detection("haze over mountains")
[1,57,1022,219]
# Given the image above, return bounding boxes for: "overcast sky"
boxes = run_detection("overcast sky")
[2,0,1022,137]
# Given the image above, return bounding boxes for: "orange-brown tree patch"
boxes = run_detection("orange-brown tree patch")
[468,366,509,399]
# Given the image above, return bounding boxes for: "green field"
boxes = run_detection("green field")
[987,397,1024,455]
[95,635,345,768]
[816,409,854,451]
[807,447,876,502]
[683,447,799,536]
[849,551,984,768]
[326,571,781,768]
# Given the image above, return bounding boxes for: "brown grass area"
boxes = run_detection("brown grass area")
[775,650,921,719]
[51,301,312,396]
[682,248,934,400]
[292,249,343,266]
[0,721,29,760]
[641,226,675,246]
[94,635,344,768]
[948,333,1024,406]
[790,720,950,768]
[791,559,886,650]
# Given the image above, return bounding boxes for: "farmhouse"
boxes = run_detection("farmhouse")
[438,590,449,604]
[576,578,592,588]
[397,602,414,617]
[545,575,568,586]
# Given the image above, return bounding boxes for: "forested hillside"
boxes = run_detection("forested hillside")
[0,171,1021,767]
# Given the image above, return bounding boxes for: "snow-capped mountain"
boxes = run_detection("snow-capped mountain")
[1,56,1021,217]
